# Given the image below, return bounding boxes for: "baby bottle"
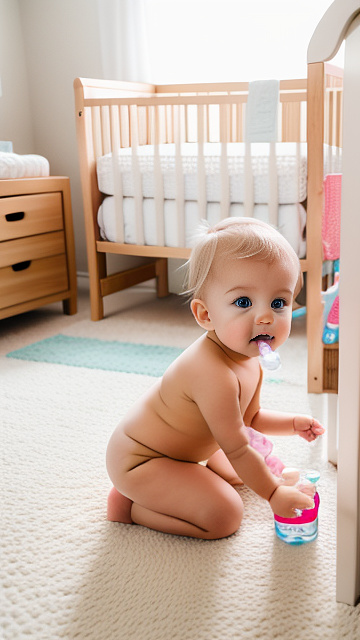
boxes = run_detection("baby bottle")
[274,468,320,545]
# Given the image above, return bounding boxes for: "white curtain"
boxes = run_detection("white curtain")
[96,0,151,82]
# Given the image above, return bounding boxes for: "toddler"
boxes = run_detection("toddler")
[106,217,324,539]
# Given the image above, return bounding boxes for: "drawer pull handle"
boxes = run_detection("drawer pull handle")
[5,211,25,222]
[12,260,31,272]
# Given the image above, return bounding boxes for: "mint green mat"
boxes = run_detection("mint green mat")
[6,334,183,377]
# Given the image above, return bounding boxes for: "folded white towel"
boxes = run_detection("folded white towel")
[245,80,279,142]
[0,152,50,179]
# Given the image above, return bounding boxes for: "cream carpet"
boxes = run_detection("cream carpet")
[1,288,359,639]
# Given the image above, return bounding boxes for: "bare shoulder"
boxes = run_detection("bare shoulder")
[161,333,233,391]
[178,335,242,398]
[179,333,233,373]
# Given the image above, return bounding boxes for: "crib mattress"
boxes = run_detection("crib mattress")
[0,152,50,179]
[98,197,307,259]
[97,142,308,205]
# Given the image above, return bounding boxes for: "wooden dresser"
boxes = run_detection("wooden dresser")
[0,177,77,319]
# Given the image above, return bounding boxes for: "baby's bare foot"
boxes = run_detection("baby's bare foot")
[107,487,133,523]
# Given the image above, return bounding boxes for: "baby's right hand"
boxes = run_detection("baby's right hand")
[269,485,314,518]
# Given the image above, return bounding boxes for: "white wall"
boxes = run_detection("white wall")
[0,0,34,152]
[17,0,103,273]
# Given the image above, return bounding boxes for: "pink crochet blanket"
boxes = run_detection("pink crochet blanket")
[246,426,285,477]
[322,174,341,260]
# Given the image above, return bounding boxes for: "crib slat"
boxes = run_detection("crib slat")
[130,105,145,245]
[137,106,148,145]
[187,104,198,142]
[92,107,103,159]
[327,88,343,174]
[268,142,279,227]
[328,90,334,147]
[206,104,210,142]
[336,89,343,148]
[296,142,302,205]
[197,104,207,222]
[153,106,165,246]
[219,104,230,220]
[120,106,130,148]
[243,143,254,217]
[239,104,245,142]
[231,104,242,142]
[300,101,307,142]
[109,105,121,150]
[166,105,174,143]
[101,106,111,155]
[174,104,185,247]
[324,92,331,173]
[84,108,96,165]
[208,105,219,142]
[146,106,153,145]
[110,105,124,243]
[281,102,301,142]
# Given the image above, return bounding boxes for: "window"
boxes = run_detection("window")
[143,0,344,83]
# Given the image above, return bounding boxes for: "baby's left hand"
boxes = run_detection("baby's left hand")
[293,415,325,442]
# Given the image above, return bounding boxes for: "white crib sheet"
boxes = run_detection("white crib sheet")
[97,142,307,205]
[0,152,50,179]
[98,197,307,258]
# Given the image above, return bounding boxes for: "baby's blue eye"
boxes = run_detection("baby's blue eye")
[234,297,252,308]
[271,298,285,310]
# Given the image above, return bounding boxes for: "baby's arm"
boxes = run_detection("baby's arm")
[225,438,313,517]
[191,364,313,517]
[250,409,325,441]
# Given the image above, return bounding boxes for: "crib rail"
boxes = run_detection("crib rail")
[80,81,308,155]
[77,78,343,154]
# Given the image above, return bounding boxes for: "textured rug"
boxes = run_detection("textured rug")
[6,334,183,377]
[1,295,359,639]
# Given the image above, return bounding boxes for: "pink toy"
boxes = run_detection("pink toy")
[328,295,339,324]
[322,174,341,261]
[323,294,339,344]
[246,426,285,477]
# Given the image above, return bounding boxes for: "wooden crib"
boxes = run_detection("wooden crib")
[74,62,343,394]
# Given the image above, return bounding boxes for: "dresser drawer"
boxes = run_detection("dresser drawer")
[0,254,68,310]
[0,231,66,269]
[0,193,63,241]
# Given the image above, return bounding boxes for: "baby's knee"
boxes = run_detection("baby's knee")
[208,491,243,539]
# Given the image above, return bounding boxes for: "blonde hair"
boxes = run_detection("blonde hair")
[184,217,302,299]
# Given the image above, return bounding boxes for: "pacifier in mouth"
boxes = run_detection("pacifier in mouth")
[256,338,281,371]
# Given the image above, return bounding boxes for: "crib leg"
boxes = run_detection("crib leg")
[155,258,169,297]
[89,253,106,321]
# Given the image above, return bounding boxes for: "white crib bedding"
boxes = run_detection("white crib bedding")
[98,197,307,259]
[0,152,50,179]
[97,142,308,204]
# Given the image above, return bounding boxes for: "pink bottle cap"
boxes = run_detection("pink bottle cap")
[274,492,320,525]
